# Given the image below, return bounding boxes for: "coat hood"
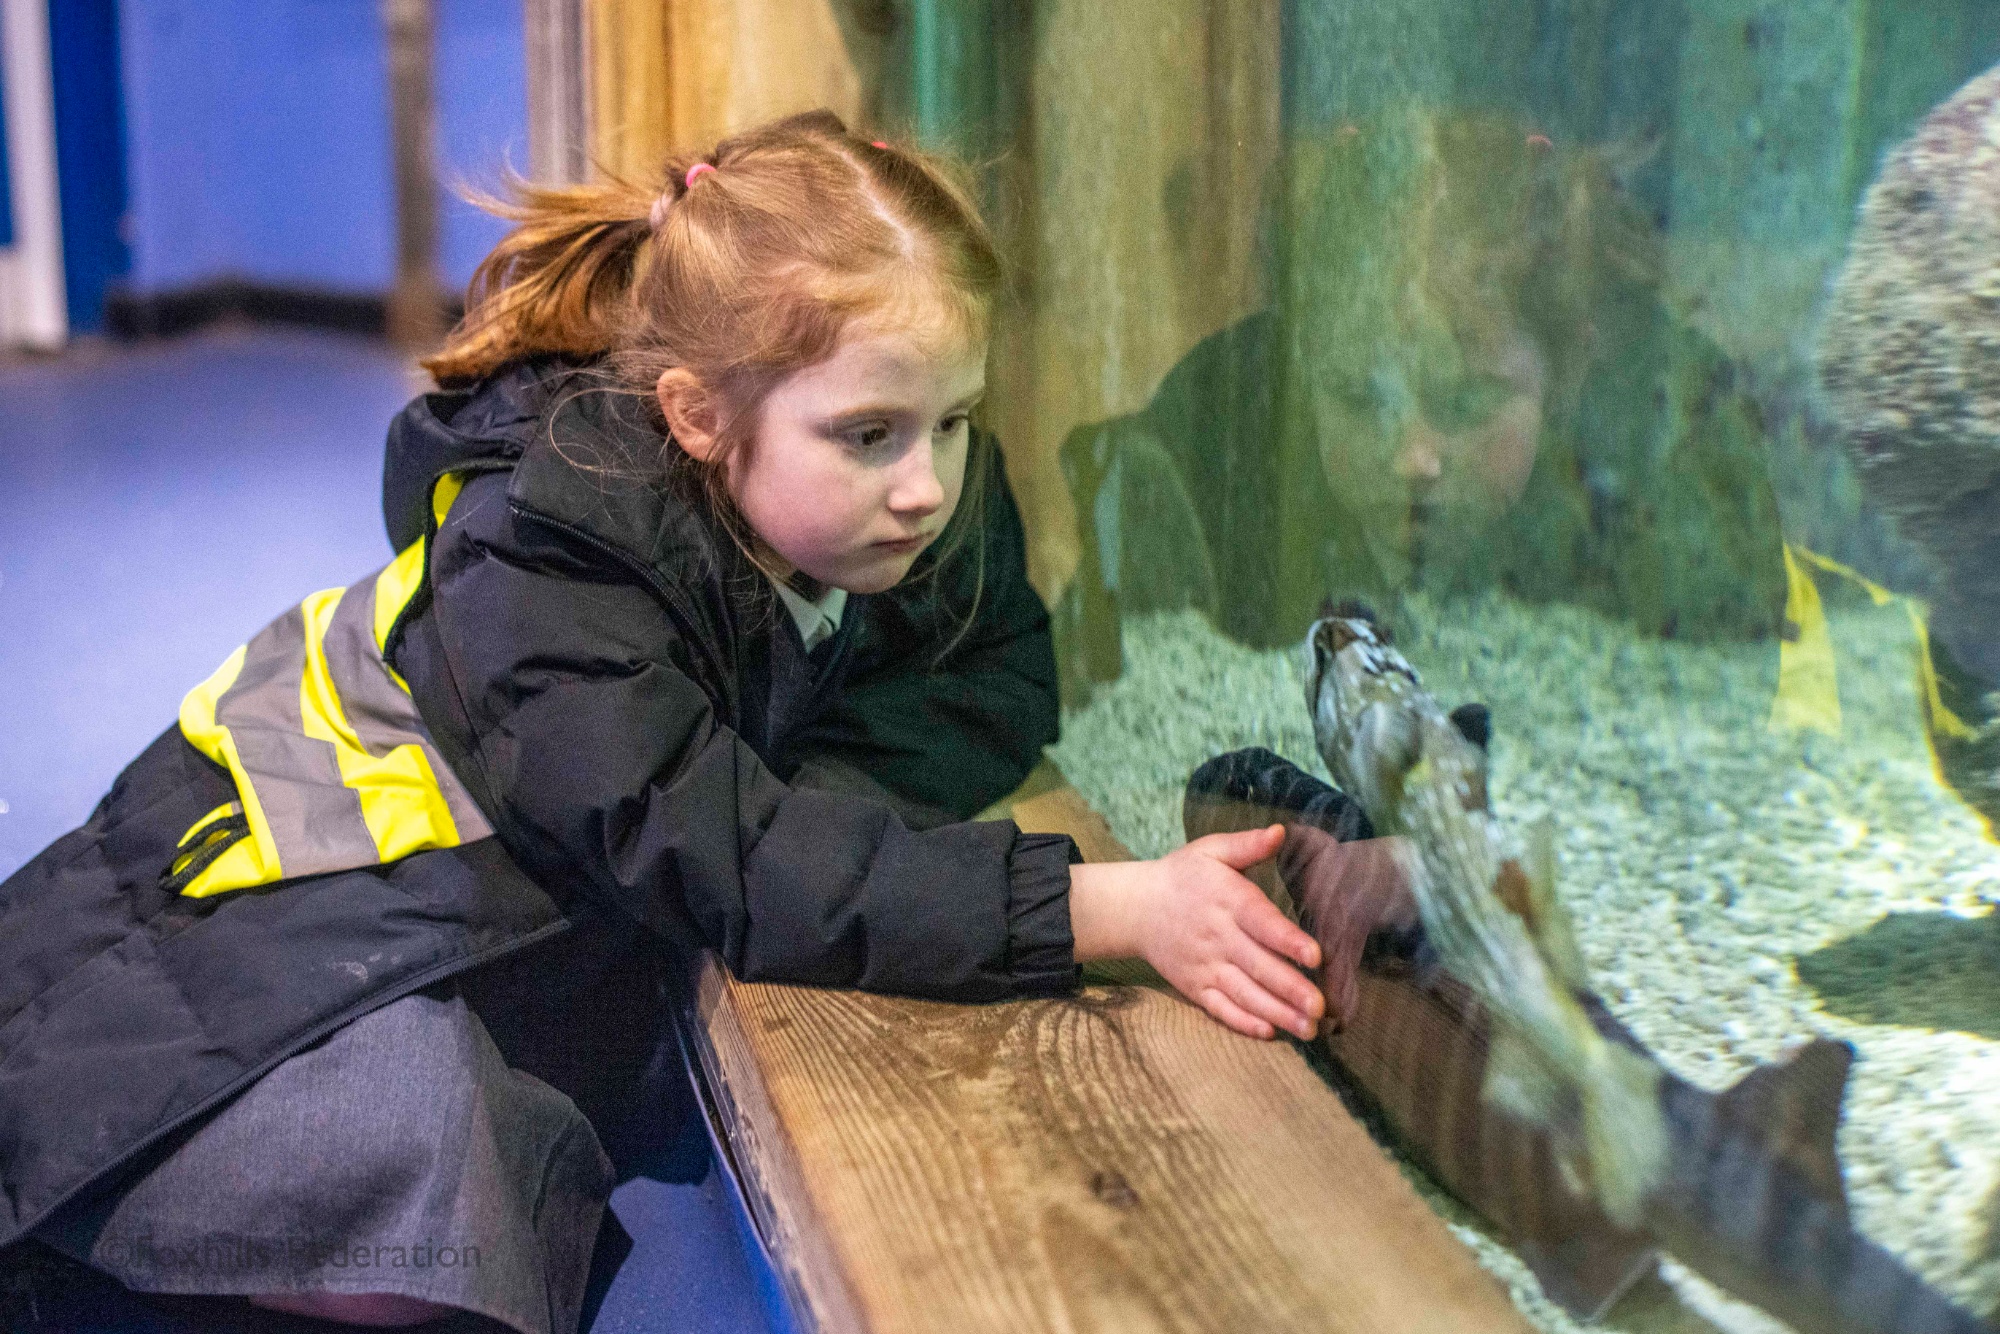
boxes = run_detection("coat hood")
[381,356,591,552]
[381,357,729,601]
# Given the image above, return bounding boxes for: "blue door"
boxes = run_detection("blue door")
[47,0,129,334]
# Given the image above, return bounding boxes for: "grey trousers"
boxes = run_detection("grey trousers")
[32,988,616,1334]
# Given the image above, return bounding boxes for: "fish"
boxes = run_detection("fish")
[1182,606,1995,1334]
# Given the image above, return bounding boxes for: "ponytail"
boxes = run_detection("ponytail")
[422,177,658,385]
[425,110,997,394]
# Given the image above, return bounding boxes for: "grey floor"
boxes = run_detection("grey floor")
[0,328,786,1334]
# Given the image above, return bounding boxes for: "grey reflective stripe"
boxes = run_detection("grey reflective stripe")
[212,604,375,879]
[326,577,494,843]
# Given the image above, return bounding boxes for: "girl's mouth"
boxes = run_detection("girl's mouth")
[874,534,932,555]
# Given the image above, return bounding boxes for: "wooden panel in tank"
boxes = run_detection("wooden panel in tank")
[584,0,867,176]
[982,1,1282,603]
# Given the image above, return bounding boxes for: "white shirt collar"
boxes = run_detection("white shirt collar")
[769,575,848,652]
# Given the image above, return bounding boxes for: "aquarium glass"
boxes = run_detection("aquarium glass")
[880,3,2000,1329]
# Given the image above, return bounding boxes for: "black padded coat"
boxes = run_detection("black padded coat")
[0,356,1076,1246]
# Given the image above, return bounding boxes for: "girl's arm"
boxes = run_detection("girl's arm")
[400,472,1077,1004]
[1069,825,1327,1041]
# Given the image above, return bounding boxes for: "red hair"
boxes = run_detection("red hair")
[423,109,1002,590]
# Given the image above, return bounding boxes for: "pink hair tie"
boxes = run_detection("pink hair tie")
[685,162,716,187]
[871,140,888,149]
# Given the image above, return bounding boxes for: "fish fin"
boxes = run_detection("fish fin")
[1484,1026,1564,1127]
[1494,860,1536,922]
[1449,701,1492,750]
[1717,1038,1855,1221]
[1521,817,1589,990]
[1516,1233,1660,1322]
[1583,1040,1671,1228]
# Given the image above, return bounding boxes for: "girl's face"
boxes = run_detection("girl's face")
[723,317,987,595]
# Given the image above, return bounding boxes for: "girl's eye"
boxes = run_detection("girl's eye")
[844,424,894,452]
[938,414,971,438]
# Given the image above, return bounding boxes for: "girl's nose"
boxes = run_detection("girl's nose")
[1395,421,1446,483]
[887,440,946,516]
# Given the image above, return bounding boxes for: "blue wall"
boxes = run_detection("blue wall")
[50,0,132,333]
[114,0,524,298]
[435,0,528,289]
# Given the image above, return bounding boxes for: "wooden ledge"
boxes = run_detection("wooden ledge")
[682,785,1534,1334]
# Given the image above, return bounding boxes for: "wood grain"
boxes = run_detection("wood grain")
[684,783,1537,1333]
[584,0,866,179]
[983,1,1283,600]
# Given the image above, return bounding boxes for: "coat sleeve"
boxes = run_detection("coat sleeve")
[411,473,1079,1003]
[784,441,1062,827]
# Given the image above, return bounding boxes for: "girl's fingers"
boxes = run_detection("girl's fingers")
[1214,964,1317,1041]
[1197,823,1286,872]
[1234,886,1321,970]
[1229,936,1325,1028]
[1195,986,1276,1041]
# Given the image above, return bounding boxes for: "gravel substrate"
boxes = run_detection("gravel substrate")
[1050,593,2000,1332]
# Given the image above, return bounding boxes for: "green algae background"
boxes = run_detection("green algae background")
[847,4,2000,1326]
[852,0,2000,684]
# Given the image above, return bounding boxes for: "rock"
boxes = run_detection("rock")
[1820,62,2000,685]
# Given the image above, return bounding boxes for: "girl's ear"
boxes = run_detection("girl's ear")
[656,368,722,461]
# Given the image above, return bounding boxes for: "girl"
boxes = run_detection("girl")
[0,111,1323,1331]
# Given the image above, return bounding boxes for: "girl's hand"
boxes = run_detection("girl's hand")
[1069,825,1326,1041]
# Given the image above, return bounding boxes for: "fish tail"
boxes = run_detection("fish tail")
[1653,1077,1995,1334]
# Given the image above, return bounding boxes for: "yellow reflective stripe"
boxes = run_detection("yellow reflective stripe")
[172,469,490,898]
[373,470,470,667]
[1769,544,1842,736]
[165,799,243,890]
[177,644,244,761]
[431,470,467,529]
[1769,545,1986,843]
[356,745,468,863]
[374,538,426,656]
[298,586,468,867]
[181,836,272,898]
[172,800,242,856]
[176,643,286,888]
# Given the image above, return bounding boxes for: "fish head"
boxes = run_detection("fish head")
[1303,610,1424,828]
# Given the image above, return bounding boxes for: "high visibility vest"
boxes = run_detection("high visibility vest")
[165,474,494,897]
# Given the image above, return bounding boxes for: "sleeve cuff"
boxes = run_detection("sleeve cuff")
[1004,830,1082,996]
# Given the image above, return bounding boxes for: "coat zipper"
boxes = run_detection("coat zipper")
[7,915,571,1246]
